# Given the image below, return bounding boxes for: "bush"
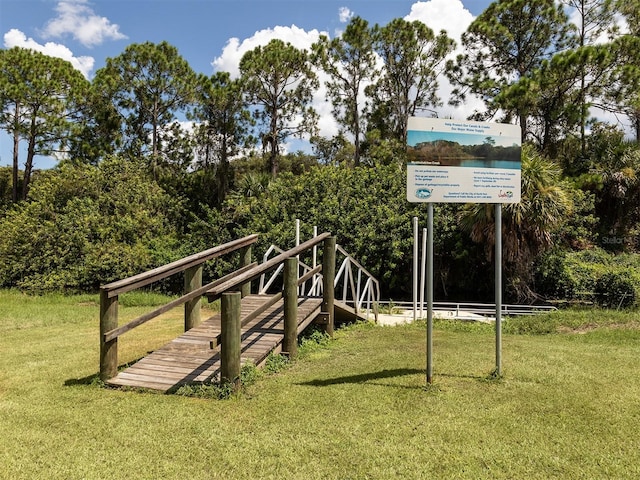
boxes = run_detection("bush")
[594,272,636,309]
[0,157,183,292]
[533,250,578,300]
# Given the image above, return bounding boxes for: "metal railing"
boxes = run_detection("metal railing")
[259,242,380,319]
[377,300,557,319]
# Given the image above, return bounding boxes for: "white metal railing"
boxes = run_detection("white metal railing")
[258,241,380,319]
[377,300,557,318]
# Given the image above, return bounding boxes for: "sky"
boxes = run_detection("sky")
[1,0,499,169]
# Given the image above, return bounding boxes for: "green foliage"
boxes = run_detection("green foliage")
[0,47,90,200]
[240,39,319,177]
[534,247,640,304]
[533,249,579,299]
[224,164,422,298]
[175,361,262,399]
[93,41,197,175]
[0,157,182,292]
[594,271,636,308]
[370,18,455,144]
[263,352,290,374]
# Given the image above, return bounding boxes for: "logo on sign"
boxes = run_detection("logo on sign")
[416,188,432,199]
[498,190,514,199]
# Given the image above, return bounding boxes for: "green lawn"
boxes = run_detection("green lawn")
[1,290,639,479]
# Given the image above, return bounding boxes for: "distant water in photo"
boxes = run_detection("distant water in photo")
[458,159,521,169]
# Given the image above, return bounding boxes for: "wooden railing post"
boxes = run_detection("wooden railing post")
[283,257,298,359]
[322,236,336,337]
[184,265,203,331]
[220,291,242,387]
[239,244,252,298]
[100,290,118,380]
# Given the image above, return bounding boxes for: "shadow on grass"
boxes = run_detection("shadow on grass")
[64,356,147,388]
[298,368,425,387]
[64,373,102,387]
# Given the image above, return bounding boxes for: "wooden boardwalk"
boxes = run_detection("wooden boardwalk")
[106,295,323,393]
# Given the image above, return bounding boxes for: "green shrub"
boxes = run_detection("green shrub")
[533,250,578,299]
[594,272,636,309]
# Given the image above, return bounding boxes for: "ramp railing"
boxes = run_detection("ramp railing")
[259,241,380,319]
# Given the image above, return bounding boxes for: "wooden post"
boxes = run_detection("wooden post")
[322,236,336,337]
[239,244,252,298]
[99,290,118,381]
[220,291,242,387]
[283,257,298,359]
[184,264,203,331]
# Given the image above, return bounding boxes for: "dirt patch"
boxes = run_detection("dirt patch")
[558,321,640,334]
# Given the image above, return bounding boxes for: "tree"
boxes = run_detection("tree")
[561,0,616,154]
[605,0,640,142]
[458,144,573,300]
[93,41,197,177]
[448,0,573,140]
[240,39,319,178]
[191,72,253,205]
[369,19,455,145]
[0,47,89,201]
[312,16,378,166]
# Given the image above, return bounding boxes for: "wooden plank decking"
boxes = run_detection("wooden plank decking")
[106,295,323,393]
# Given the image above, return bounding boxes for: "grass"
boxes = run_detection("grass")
[1,289,639,479]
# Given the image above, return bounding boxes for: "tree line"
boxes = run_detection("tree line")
[1,0,640,303]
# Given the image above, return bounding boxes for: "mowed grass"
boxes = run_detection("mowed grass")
[1,289,639,479]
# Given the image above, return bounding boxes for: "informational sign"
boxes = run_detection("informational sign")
[406,117,521,204]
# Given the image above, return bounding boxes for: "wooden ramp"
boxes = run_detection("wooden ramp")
[106,295,323,393]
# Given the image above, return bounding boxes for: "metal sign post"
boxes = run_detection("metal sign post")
[426,204,434,384]
[495,203,502,376]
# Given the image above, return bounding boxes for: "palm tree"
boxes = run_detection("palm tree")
[459,144,572,300]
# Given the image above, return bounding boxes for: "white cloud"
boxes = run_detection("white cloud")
[339,7,354,23]
[4,28,94,78]
[41,0,127,48]
[212,24,326,78]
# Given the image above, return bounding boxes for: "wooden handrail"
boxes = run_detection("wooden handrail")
[101,234,258,297]
[103,263,257,343]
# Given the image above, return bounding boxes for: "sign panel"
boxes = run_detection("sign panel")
[406,117,521,203]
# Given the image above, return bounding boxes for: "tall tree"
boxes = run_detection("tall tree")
[606,0,640,141]
[447,0,573,140]
[191,72,253,205]
[0,47,88,201]
[562,0,616,154]
[369,18,454,145]
[240,39,319,178]
[312,16,378,166]
[93,41,197,177]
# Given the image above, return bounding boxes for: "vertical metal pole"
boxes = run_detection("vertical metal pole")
[427,204,434,385]
[495,203,503,376]
[413,216,418,322]
[420,227,427,318]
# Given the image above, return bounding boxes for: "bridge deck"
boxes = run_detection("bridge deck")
[106,295,323,393]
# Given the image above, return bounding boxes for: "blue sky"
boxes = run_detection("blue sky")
[0,0,493,168]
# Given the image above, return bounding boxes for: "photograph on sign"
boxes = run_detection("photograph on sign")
[406,117,521,203]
